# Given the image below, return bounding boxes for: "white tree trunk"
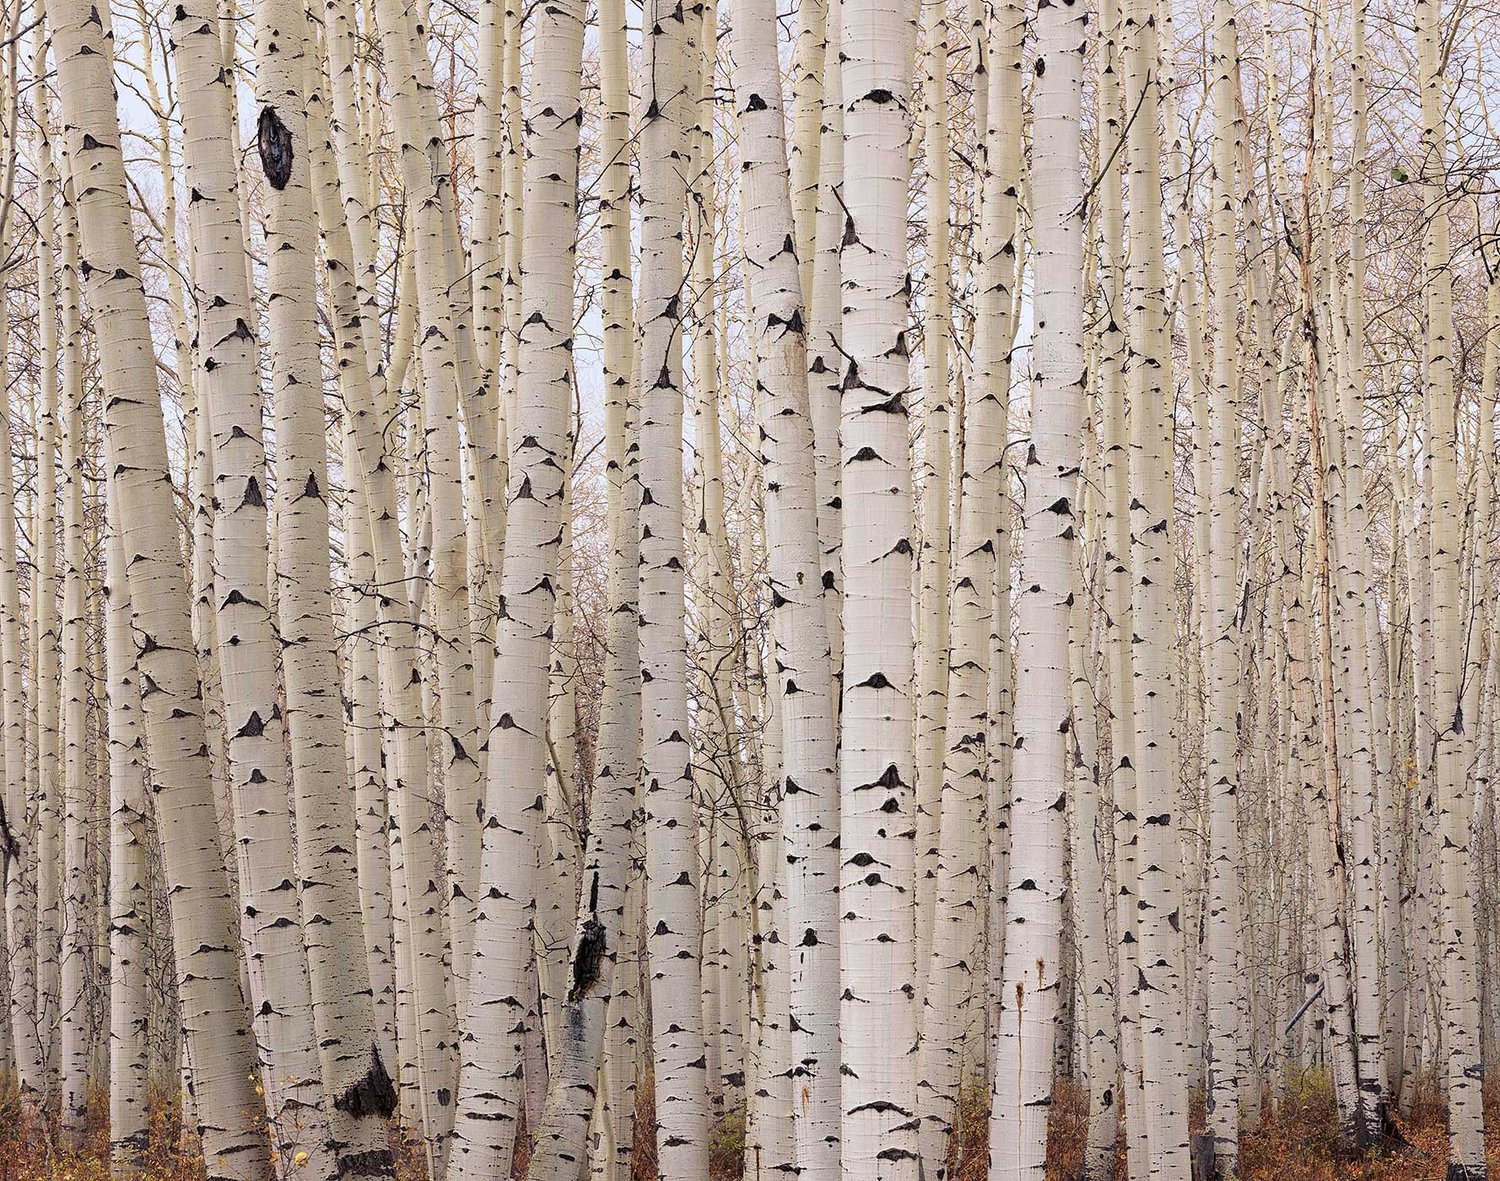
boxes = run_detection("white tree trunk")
[986,0,1084,1171]
[450,0,584,1173]
[838,0,920,1172]
[49,0,275,1171]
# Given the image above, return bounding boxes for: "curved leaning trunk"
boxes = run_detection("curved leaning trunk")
[48,0,274,1175]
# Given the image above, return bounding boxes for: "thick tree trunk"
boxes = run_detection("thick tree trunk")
[837,0,921,1173]
[986,0,1084,1172]
[49,0,274,1171]
[450,0,583,1173]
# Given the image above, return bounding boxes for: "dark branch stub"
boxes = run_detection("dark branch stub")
[567,918,607,1003]
[258,107,294,190]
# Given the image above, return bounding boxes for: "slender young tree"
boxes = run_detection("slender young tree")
[55,165,93,1144]
[636,0,714,1168]
[914,0,952,985]
[103,490,150,1180]
[0,230,41,1104]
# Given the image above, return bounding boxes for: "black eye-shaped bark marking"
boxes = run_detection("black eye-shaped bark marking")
[258,107,294,190]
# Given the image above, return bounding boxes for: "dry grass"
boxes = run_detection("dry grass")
[2,1074,1496,1181]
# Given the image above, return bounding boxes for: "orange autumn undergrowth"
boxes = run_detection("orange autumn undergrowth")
[2,1074,1497,1181]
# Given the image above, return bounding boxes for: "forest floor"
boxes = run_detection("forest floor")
[2,1075,1497,1181]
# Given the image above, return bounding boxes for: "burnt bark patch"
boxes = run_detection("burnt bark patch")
[333,1046,398,1119]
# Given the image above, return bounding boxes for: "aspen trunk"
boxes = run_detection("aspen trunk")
[49,0,274,1171]
[104,490,151,1179]
[987,0,1085,1171]
[1122,0,1193,1166]
[1203,2,1245,1171]
[255,15,399,1171]
[1418,0,1487,1169]
[450,0,584,1172]
[838,0,921,1171]
[726,0,842,1169]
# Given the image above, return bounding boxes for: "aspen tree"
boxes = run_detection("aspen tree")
[684,42,743,1108]
[806,0,845,672]
[914,0,952,985]
[584,8,640,1169]
[56,183,92,1140]
[1474,263,1500,1078]
[470,0,507,387]
[540,467,582,1064]
[104,490,150,1180]
[253,11,400,1171]
[32,73,63,1085]
[122,0,236,898]
[0,244,41,1101]
[838,0,921,1168]
[318,11,458,1142]
[789,0,826,300]
[367,0,485,1053]
[47,0,274,1170]
[309,101,401,1078]
[1071,569,1119,1181]
[978,0,1022,1102]
[522,0,636,1162]
[449,0,584,1169]
[1202,1,1245,1172]
[636,0,714,1168]
[725,0,841,1167]
[1095,0,1147,1168]
[1294,138,1363,1135]
[1418,0,1488,1168]
[987,0,1085,1170]
[915,0,1018,1157]
[1122,0,1193,1164]
[158,0,340,1166]
[1329,0,1389,1138]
